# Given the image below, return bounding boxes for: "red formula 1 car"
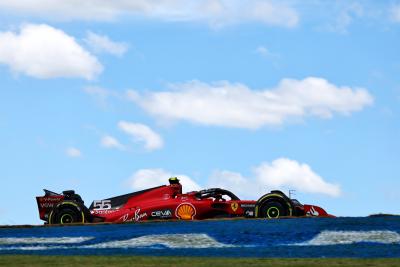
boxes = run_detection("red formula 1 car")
[36,177,333,224]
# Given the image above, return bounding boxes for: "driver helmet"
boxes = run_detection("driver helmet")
[169,177,180,185]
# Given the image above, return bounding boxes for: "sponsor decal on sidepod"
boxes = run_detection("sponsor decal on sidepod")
[175,203,196,220]
[119,208,148,222]
[151,209,173,219]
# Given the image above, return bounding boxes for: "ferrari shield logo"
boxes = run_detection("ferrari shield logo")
[231,202,238,212]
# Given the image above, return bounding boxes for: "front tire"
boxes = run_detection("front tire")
[259,201,288,219]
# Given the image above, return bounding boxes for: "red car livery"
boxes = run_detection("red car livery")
[36,177,333,225]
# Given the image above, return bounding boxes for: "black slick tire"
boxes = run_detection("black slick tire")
[49,203,85,224]
[259,201,288,219]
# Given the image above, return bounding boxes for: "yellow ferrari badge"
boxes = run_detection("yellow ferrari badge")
[231,202,238,212]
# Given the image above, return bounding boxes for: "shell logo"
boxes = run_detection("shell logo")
[175,203,196,220]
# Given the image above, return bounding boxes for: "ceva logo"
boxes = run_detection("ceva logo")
[151,210,172,218]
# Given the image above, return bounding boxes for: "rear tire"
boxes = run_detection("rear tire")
[259,201,288,219]
[49,203,86,224]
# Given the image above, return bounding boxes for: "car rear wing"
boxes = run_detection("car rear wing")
[36,189,64,221]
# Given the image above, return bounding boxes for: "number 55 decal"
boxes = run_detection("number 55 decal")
[93,200,112,210]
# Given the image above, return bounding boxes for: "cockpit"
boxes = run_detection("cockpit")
[194,188,240,201]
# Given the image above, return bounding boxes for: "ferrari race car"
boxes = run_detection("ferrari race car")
[36,177,333,224]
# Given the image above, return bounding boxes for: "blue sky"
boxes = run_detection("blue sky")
[0,0,400,224]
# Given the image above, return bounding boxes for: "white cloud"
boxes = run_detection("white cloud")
[0,1,299,28]
[129,158,340,198]
[84,32,128,56]
[208,158,341,199]
[118,121,163,151]
[128,77,373,129]
[325,3,363,34]
[245,1,298,28]
[0,24,102,80]
[216,158,342,198]
[208,170,253,198]
[254,158,341,197]
[128,168,201,192]
[390,5,400,22]
[66,147,82,158]
[101,135,125,150]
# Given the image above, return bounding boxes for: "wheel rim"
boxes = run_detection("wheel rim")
[266,207,280,218]
[60,214,74,224]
